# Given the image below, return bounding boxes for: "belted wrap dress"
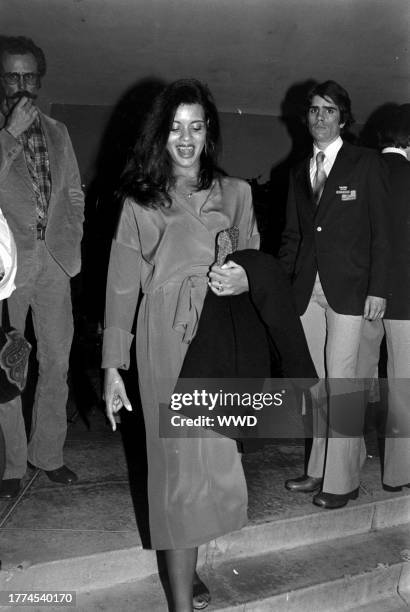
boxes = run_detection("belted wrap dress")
[102,176,259,549]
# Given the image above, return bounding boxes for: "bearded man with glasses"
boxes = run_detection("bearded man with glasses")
[0,36,84,498]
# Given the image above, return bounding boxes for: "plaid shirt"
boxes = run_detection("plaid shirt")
[17,116,51,226]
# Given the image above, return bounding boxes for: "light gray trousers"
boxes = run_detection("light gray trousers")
[0,242,73,478]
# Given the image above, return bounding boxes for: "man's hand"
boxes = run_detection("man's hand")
[104,367,132,431]
[5,97,38,138]
[208,260,249,296]
[363,295,386,320]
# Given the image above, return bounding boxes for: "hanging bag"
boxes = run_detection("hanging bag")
[0,300,31,402]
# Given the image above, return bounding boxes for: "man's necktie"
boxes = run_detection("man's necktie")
[313,151,327,204]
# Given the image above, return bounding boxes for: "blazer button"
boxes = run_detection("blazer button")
[316,226,322,232]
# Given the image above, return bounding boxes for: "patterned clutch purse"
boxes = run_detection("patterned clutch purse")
[215,226,239,266]
[0,301,31,402]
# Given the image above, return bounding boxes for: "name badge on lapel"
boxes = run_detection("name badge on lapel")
[336,186,357,201]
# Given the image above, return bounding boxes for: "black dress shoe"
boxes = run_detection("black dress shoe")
[383,483,410,492]
[285,475,323,493]
[313,488,359,509]
[0,478,21,499]
[44,465,78,485]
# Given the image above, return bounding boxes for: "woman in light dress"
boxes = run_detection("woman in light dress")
[103,79,258,611]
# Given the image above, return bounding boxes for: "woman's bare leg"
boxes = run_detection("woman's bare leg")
[164,547,197,611]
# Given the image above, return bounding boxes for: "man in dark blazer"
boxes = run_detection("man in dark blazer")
[279,81,389,509]
[0,36,84,498]
[358,103,410,491]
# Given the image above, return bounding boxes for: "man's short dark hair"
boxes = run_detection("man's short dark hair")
[378,104,410,149]
[0,36,46,77]
[307,80,354,128]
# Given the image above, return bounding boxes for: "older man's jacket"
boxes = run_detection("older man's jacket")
[279,142,390,315]
[0,111,84,286]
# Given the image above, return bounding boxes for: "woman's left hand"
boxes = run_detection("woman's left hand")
[208,261,249,296]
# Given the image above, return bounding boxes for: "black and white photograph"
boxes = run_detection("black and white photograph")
[0,1,409,610]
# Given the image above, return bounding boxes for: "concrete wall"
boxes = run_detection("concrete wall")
[51,103,293,186]
[4,0,408,122]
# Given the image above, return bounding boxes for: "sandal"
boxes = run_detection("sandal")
[193,574,211,610]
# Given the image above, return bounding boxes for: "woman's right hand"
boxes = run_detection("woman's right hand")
[104,368,132,431]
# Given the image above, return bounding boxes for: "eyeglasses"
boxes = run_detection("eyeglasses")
[0,72,39,86]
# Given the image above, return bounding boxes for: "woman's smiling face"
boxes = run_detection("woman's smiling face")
[166,103,207,173]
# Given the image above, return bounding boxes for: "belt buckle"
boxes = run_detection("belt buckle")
[37,225,46,240]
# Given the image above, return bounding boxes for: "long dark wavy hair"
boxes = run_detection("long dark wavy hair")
[119,79,221,208]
